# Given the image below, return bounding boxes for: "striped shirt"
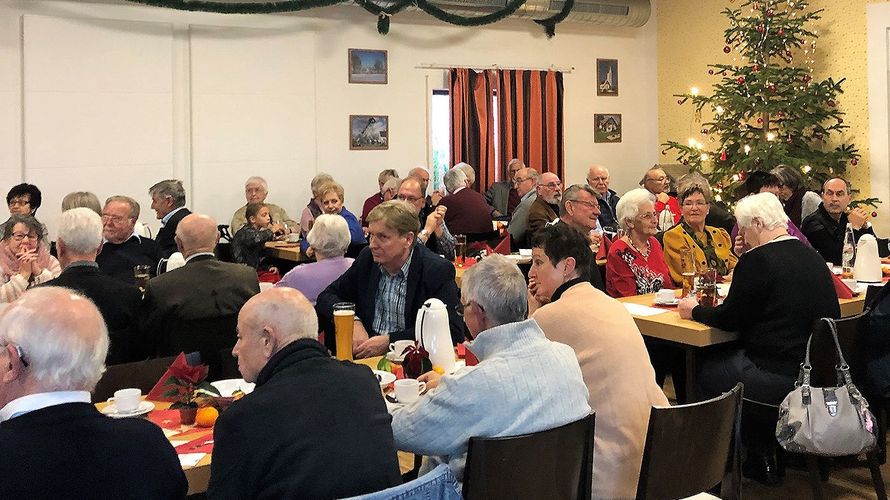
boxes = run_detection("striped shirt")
[372,249,413,335]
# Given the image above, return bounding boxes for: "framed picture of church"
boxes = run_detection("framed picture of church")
[594,114,622,143]
[349,114,389,150]
[596,59,618,96]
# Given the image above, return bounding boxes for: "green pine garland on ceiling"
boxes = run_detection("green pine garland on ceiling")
[124,0,573,36]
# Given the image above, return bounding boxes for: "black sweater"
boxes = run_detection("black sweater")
[801,203,875,264]
[208,339,401,499]
[692,238,840,376]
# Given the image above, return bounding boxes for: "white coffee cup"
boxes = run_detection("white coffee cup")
[389,340,414,357]
[107,388,141,413]
[656,289,675,303]
[286,233,300,243]
[393,378,427,404]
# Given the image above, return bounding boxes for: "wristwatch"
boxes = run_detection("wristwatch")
[419,228,430,240]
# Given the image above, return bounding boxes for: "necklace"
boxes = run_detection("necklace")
[625,235,651,257]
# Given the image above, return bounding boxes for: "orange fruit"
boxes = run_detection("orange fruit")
[195,406,219,428]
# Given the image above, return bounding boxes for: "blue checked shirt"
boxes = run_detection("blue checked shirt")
[373,249,413,335]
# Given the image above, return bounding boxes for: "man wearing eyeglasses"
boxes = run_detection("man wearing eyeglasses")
[526,172,563,241]
[640,167,681,231]
[484,158,525,218]
[96,196,159,285]
[0,287,187,499]
[587,165,620,234]
[396,177,455,261]
[507,167,541,249]
[554,184,606,291]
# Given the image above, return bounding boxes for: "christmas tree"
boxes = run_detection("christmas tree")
[662,0,873,206]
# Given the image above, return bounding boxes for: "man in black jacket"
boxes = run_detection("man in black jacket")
[317,200,465,358]
[0,287,186,499]
[801,177,875,264]
[149,179,192,260]
[43,208,141,365]
[96,195,159,284]
[209,287,401,499]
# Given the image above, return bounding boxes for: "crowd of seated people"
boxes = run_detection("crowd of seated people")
[0,159,886,499]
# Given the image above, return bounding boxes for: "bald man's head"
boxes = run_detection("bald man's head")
[587,165,610,196]
[175,214,218,257]
[234,288,319,382]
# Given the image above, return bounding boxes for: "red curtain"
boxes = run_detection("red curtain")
[450,68,564,193]
[449,68,496,192]
[498,70,564,180]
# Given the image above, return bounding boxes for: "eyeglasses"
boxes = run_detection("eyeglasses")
[8,198,30,207]
[1,341,28,367]
[637,211,658,221]
[101,214,131,224]
[10,232,38,242]
[681,201,709,208]
[540,182,562,189]
[588,176,608,183]
[455,300,485,317]
[397,194,422,203]
[514,176,531,183]
[568,199,598,210]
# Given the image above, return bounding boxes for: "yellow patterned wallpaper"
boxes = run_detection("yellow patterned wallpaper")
[657,0,887,197]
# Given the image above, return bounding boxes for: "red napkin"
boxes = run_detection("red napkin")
[831,273,854,299]
[148,409,185,430]
[146,353,201,402]
[174,435,215,455]
[456,343,466,359]
[493,237,510,255]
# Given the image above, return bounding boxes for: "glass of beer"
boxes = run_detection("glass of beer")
[133,265,151,293]
[454,235,467,266]
[680,248,697,299]
[333,302,355,361]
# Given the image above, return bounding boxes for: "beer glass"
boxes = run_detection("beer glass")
[680,248,697,298]
[454,235,467,265]
[695,268,718,307]
[133,265,151,293]
[333,302,355,361]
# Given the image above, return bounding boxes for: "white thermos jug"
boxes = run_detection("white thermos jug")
[854,234,882,283]
[414,298,456,374]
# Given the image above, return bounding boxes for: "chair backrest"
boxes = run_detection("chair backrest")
[865,283,885,309]
[462,413,595,500]
[809,312,870,387]
[636,383,743,500]
[92,355,177,402]
[165,314,240,381]
[342,464,462,500]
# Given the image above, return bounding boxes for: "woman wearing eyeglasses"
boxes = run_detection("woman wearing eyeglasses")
[0,215,60,302]
[606,189,673,298]
[662,179,737,286]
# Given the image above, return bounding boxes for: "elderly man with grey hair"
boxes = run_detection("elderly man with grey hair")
[209,288,401,499]
[391,254,591,481]
[149,179,191,259]
[0,287,187,498]
[361,169,399,226]
[554,184,606,291]
[96,195,160,285]
[507,167,540,248]
[485,158,525,218]
[440,166,494,236]
[44,208,142,364]
[276,214,354,304]
[230,176,297,234]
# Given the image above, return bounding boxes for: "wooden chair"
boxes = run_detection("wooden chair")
[462,413,595,500]
[92,355,178,402]
[801,315,887,500]
[636,383,743,500]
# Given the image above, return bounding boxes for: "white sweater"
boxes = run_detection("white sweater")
[390,319,591,480]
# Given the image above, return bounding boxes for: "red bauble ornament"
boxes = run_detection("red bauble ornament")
[769,84,777,92]
[756,117,763,124]
[752,64,760,72]
[786,136,793,144]
[778,28,785,36]
[756,24,765,33]
[851,158,859,166]
[682,159,690,165]
[838,118,844,124]
[803,74,812,83]
[828,99,836,107]
[677,99,683,104]
[708,69,714,75]
[737,76,745,84]
[739,171,747,181]
[724,46,732,53]
[766,8,774,16]
[720,150,727,161]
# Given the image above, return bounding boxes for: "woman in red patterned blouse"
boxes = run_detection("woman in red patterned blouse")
[606,188,674,297]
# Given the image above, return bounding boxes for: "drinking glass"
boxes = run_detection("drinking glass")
[133,265,151,293]
[695,268,718,307]
[679,248,697,298]
[333,302,355,361]
[454,235,467,266]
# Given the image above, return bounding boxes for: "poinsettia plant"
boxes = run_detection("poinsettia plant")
[162,362,220,409]
[402,343,433,379]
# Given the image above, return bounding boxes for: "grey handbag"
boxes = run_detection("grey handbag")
[776,318,878,457]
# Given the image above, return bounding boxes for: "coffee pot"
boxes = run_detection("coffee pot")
[853,234,882,283]
[414,298,456,374]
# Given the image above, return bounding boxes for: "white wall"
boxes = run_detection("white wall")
[867,3,890,236]
[0,0,658,238]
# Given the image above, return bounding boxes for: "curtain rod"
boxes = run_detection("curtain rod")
[415,63,574,73]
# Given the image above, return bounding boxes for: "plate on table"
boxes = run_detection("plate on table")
[373,370,396,388]
[211,378,255,397]
[653,298,679,307]
[101,401,154,419]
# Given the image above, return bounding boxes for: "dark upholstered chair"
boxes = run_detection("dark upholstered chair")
[462,413,595,500]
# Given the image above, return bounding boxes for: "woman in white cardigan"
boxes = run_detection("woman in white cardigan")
[0,215,60,302]
[529,223,668,499]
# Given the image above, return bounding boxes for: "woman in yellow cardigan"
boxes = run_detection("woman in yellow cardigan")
[662,176,737,286]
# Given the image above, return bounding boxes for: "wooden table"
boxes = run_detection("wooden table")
[264,241,302,262]
[617,292,867,402]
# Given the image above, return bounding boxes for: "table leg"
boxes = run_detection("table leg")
[685,346,698,403]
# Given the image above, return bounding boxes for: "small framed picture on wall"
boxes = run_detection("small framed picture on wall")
[594,114,622,143]
[596,59,618,96]
[349,49,388,84]
[350,115,389,150]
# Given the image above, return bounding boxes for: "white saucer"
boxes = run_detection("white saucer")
[385,351,405,363]
[373,370,396,388]
[101,401,154,418]
[653,298,679,306]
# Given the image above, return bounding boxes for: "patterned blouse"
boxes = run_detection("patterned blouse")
[606,237,673,298]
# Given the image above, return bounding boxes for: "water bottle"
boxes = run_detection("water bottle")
[841,223,856,278]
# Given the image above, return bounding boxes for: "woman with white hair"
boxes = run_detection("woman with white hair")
[276,214,354,305]
[678,193,839,483]
[606,188,673,297]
